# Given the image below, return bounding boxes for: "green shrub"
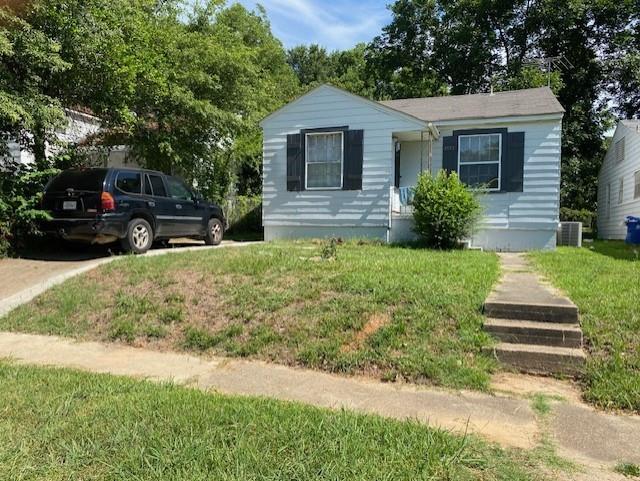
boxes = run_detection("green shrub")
[412,171,482,249]
[0,161,59,256]
[560,207,595,228]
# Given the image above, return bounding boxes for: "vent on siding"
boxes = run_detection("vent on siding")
[557,222,582,247]
[615,138,625,163]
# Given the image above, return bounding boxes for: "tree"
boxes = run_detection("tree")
[16,0,297,201]
[286,43,374,98]
[366,0,637,212]
[0,8,68,166]
[366,0,447,99]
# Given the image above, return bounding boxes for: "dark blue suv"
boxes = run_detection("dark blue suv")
[42,167,226,254]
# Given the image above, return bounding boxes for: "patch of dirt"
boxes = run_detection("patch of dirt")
[491,372,583,404]
[340,312,391,353]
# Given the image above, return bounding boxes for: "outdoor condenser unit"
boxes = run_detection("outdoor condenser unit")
[557,222,582,247]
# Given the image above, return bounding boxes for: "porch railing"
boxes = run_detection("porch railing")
[391,186,414,215]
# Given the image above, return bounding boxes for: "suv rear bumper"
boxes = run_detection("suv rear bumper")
[42,215,128,244]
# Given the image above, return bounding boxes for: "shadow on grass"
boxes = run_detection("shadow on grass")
[224,230,263,242]
[585,240,640,261]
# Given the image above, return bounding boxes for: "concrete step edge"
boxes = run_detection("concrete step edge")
[490,342,587,358]
[484,318,582,332]
[484,301,579,323]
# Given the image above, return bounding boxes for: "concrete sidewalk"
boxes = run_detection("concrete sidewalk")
[0,331,638,471]
[0,240,256,317]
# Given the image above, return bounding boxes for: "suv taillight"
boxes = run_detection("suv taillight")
[100,192,116,212]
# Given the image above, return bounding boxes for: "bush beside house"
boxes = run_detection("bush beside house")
[412,171,482,249]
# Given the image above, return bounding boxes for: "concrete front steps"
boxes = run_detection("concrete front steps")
[483,254,586,376]
[484,318,583,348]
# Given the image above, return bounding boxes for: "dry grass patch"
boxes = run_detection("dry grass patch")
[0,241,500,391]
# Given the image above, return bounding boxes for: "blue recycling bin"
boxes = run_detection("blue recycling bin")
[625,216,640,244]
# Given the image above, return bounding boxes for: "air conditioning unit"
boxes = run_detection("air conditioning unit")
[557,222,582,247]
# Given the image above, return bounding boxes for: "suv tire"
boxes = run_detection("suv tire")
[121,218,153,254]
[204,218,223,246]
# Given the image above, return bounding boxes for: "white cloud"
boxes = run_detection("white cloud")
[239,0,390,50]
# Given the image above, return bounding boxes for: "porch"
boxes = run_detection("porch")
[388,131,434,242]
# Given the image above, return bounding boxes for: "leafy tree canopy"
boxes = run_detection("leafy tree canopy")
[2,0,298,200]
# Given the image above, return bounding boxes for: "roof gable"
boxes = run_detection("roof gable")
[260,84,428,130]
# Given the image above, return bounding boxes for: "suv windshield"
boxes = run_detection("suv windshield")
[46,169,108,192]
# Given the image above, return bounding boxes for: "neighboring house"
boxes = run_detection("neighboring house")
[2,108,132,168]
[260,84,564,251]
[597,119,640,239]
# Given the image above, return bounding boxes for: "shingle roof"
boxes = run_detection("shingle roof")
[379,87,564,123]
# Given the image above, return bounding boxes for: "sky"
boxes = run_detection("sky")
[236,0,391,51]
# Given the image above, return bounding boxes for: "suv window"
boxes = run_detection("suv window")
[116,172,142,194]
[46,169,107,192]
[166,176,192,201]
[147,174,167,197]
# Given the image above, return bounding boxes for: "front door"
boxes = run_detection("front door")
[394,141,401,188]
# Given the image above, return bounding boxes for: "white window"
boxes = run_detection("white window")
[606,183,611,218]
[615,138,625,163]
[635,171,640,199]
[619,177,624,204]
[305,132,343,189]
[458,134,501,190]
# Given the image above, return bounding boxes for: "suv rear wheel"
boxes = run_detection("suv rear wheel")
[204,218,223,246]
[121,218,153,254]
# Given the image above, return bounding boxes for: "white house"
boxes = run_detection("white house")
[260,84,564,251]
[2,108,132,168]
[597,119,640,239]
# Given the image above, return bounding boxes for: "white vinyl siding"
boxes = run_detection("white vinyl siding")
[262,85,425,232]
[597,122,640,239]
[430,119,562,233]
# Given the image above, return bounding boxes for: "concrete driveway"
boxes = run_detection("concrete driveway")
[0,239,256,317]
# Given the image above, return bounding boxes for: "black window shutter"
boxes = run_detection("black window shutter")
[504,132,524,192]
[343,129,363,190]
[286,133,304,191]
[442,135,457,174]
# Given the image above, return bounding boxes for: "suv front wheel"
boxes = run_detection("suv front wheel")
[204,218,223,246]
[121,218,153,254]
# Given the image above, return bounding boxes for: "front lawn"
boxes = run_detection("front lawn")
[0,241,499,390]
[529,241,640,412]
[0,362,551,480]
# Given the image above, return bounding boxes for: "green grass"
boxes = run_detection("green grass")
[0,362,554,480]
[0,241,500,391]
[615,462,640,478]
[530,394,552,417]
[529,241,640,412]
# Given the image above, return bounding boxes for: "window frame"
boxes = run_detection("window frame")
[457,133,502,191]
[166,175,194,201]
[634,171,640,200]
[144,173,168,198]
[114,171,142,195]
[618,177,624,204]
[304,131,344,190]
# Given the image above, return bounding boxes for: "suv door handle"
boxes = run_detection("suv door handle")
[147,201,155,207]
[175,204,182,209]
